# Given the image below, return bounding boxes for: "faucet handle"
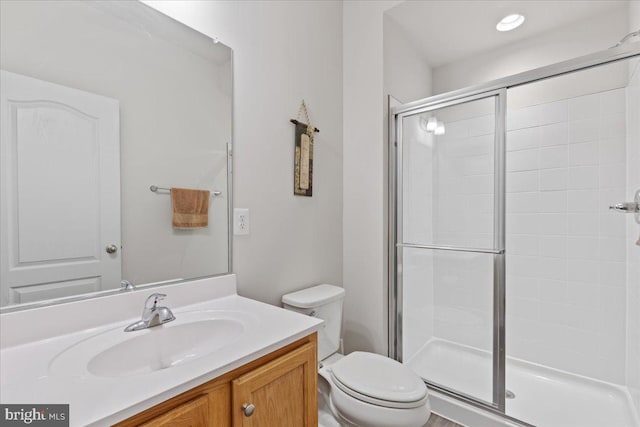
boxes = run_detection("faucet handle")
[144,293,167,309]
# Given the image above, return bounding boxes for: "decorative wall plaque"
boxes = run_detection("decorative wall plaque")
[291,100,319,197]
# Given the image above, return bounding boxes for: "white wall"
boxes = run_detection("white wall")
[383,16,432,104]
[342,0,402,355]
[432,6,628,96]
[145,1,344,307]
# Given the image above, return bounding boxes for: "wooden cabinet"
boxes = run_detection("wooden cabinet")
[232,342,317,427]
[115,333,317,427]
[140,395,209,427]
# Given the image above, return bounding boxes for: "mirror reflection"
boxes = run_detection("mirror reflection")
[0,0,232,309]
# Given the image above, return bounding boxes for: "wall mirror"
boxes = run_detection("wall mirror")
[0,0,233,311]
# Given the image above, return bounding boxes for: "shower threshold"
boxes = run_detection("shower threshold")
[406,339,639,427]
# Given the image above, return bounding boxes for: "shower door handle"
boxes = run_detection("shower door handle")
[609,190,640,225]
[609,202,639,213]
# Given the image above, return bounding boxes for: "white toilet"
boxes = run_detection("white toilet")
[282,284,431,427]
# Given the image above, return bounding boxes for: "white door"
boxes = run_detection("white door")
[0,70,121,306]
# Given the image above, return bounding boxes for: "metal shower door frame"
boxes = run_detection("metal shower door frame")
[390,88,507,412]
[388,41,640,419]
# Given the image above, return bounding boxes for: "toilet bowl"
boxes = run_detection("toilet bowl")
[321,352,431,427]
[283,284,431,427]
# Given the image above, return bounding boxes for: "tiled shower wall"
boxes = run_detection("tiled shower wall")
[425,87,628,383]
[432,104,495,352]
[503,88,627,384]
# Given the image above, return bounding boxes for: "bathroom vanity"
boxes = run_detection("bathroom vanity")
[0,275,322,426]
[116,334,317,426]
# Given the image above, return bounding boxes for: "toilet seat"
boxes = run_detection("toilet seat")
[331,374,430,409]
[329,352,428,409]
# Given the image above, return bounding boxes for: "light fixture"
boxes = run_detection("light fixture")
[419,115,445,136]
[496,14,525,32]
[419,116,439,133]
[426,117,438,132]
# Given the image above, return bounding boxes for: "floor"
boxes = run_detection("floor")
[426,414,463,427]
[407,338,640,427]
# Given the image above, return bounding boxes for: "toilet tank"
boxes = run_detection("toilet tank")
[282,284,345,361]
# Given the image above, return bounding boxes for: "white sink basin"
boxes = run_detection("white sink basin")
[49,311,247,378]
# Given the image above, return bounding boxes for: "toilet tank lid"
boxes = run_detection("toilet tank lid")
[282,284,345,308]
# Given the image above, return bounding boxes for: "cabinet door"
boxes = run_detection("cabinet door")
[232,342,317,427]
[140,394,209,427]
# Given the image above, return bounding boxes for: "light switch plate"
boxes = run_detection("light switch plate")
[233,208,250,235]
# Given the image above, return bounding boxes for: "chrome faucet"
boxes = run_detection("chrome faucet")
[124,293,176,332]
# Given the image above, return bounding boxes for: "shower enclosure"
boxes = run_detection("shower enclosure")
[389,42,640,427]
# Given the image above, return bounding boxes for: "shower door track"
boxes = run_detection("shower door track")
[388,41,640,422]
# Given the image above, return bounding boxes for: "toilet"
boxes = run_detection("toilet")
[282,284,431,427]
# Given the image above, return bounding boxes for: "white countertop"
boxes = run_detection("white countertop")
[0,275,323,426]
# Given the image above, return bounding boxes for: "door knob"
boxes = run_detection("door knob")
[105,244,118,254]
[242,403,255,417]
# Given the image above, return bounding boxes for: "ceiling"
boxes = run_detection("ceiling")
[385,0,630,68]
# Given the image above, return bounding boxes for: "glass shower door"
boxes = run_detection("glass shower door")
[393,90,506,409]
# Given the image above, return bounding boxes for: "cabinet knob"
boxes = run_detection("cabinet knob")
[242,403,255,417]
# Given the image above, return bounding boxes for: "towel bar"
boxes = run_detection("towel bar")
[150,185,222,197]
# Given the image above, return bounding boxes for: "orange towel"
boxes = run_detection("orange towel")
[170,188,210,228]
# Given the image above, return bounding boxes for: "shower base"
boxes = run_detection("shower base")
[406,339,639,427]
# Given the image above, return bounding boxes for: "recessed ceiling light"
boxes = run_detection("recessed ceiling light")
[496,14,525,32]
